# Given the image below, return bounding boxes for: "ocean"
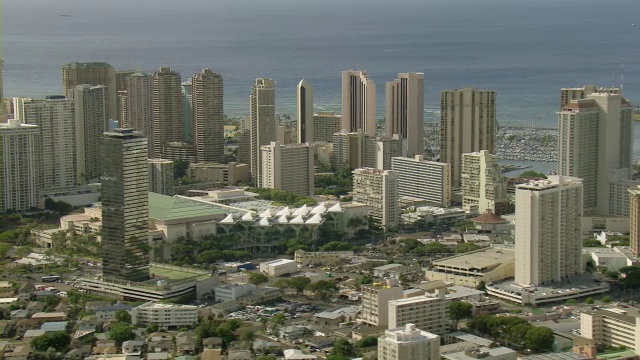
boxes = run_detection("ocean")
[3,0,640,145]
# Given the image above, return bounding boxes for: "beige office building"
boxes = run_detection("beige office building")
[352,168,399,228]
[113,70,136,122]
[378,324,440,360]
[124,72,153,136]
[250,78,277,186]
[360,281,404,327]
[515,176,583,287]
[74,84,107,184]
[15,97,77,191]
[148,159,174,196]
[0,120,40,211]
[440,88,496,188]
[580,308,640,353]
[342,70,376,136]
[61,62,116,119]
[391,155,451,206]
[192,69,224,162]
[260,141,314,196]
[332,130,402,170]
[313,112,341,143]
[0,59,4,120]
[461,150,509,214]
[560,85,619,108]
[557,92,635,216]
[152,67,183,159]
[629,186,640,255]
[388,291,449,335]
[297,79,313,143]
[386,72,424,157]
[188,162,250,185]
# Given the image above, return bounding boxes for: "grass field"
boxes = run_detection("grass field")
[150,265,210,281]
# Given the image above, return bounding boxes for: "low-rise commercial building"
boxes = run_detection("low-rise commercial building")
[426,247,515,288]
[260,259,298,277]
[581,307,640,353]
[214,284,256,303]
[188,162,250,185]
[378,324,440,360]
[294,250,354,266]
[131,302,198,330]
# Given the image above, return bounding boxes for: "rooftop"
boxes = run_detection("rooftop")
[149,193,228,221]
[442,347,516,360]
[472,212,507,224]
[431,247,515,271]
[521,351,589,360]
[597,350,640,360]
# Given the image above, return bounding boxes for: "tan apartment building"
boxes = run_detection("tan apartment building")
[148,159,174,195]
[192,69,224,163]
[352,168,399,228]
[61,62,115,119]
[388,291,449,335]
[560,85,618,108]
[378,324,440,360]
[629,186,640,255]
[152,67,183,159]
[580,307,640,353]
[342,70,376,136]
[360,280,403,327]
[250,78,277,185]
[385,72,425,157]
[461,150,509,214]
[123,72,153,135]
[74,84,107,184]
[188,162,250,185]
[313,112,341,143]
[260,141,314,196]
[391,155,451,207]
[0,120,40,211]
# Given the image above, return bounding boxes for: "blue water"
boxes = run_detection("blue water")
[3,0,640,130]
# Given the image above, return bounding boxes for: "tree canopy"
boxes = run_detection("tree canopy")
[307,280,338,300]
[109,322,136,345]
[290,276,311,294]
[248,272,270,287]
[31,331,71,352]
[449,301,473,330]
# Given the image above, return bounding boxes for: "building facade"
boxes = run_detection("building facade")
[360,281,404,327]
[0,120,40,211]
[461,150,509,214]
[191,69,224,163]
[580,308,640,354]
[152,67,183,159]
[391,155,451,206]
[378,324,440,360]
[342,70,376,136]
[515,176,583,286]
[260,141,314,196]
[385,72,425,157]
[61,62,115,119]
[560,85,618,108]
[388,292,449,335]
[101,129,149,281]
[440,88,496,188]
[124,72,153,136]
[250,78,277,186]
[557,92,635,216]
[131,302,198,330]
[148,159,174,195]
[188,162,250,185]
[352,168,399,228]
[74,84,107,184]
[313,112,341,143]
[297,79,313,143]
[16,97,77,192]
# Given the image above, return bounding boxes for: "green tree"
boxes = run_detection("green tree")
[619,266,640,289]
[174,160,190,178]
[271,313,286,326]
[146,323,159,333]
[0,242,11,258]
[355,336,378,348]
[507,323,533,348]
[320,241,352,252]
[257,356,278,360]
[585,297,595,304]
[273,279,291,292]
[476,281,487,291]
[583,238,604,247]
[524,326,555,352]
[448,301,473,330]
[601,295,612,303]
[109,322,136,345]
[239,328,256,342]
[290,276,312,294]
[520,171,547,178]
[307,280,338,300]
[455,243,481,254]
[330,338,356,357]
[359,275,374,285]
[248,272,270,287]
[31,331,71,352]
[115,310,132,324]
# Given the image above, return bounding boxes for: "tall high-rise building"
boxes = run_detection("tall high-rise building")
[352,168,399,228]
[118,90,127,127]
[152,67,183,159]
[181,80,193,143]
[16,96,77,191]
[341,70,376,135]
[560,85,619,108]
[313,112,341,143]
[148,159,175,196]
[101,128,149,281]
[114,70,136,123]
[0,120,40,211]
[61,62,115,119]
[332,130,403,170]
[192,69,224,163]
[391,155,451,207]
[378,324,440,360]
[628,186,640,255]
[386,72,425,157]
[557,92,635,216]
[260,141,314,196]
[514,176,583,287]
[124,72,153,136]
[74,85,107,184]
[250,78,277,185]
[440,88,496,188]
[461,150,509,214]
[297,79,313,143]
[0,59,4,121]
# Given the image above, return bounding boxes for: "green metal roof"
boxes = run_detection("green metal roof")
[148,192,227,221]
[597,350,639,360]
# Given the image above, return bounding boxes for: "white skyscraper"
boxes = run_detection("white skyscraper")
[74,84,107,184]
[352,168,399,228]
[0,120,40,211]
[386,72,425,157]
[514,176,583,287]
[378,324,440,360]
[440,88,496,188]
[15,96,77,191]
[391,155,451,207]
[297,79,313,143]
[260,141,314,197]
[250,78,277,186]
[342,70,376,136]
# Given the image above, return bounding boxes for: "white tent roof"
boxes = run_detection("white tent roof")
[220,213,235,224]
[311,203,327,214]
[290,215,305,224]
[277,215,289,224]
[305,213,323,225]
[327,202,342,212]
[293,204,310,216]
[276,206,291,217]
[260,209,272,218]
[258,217,270,226]
[241,212,254,221]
